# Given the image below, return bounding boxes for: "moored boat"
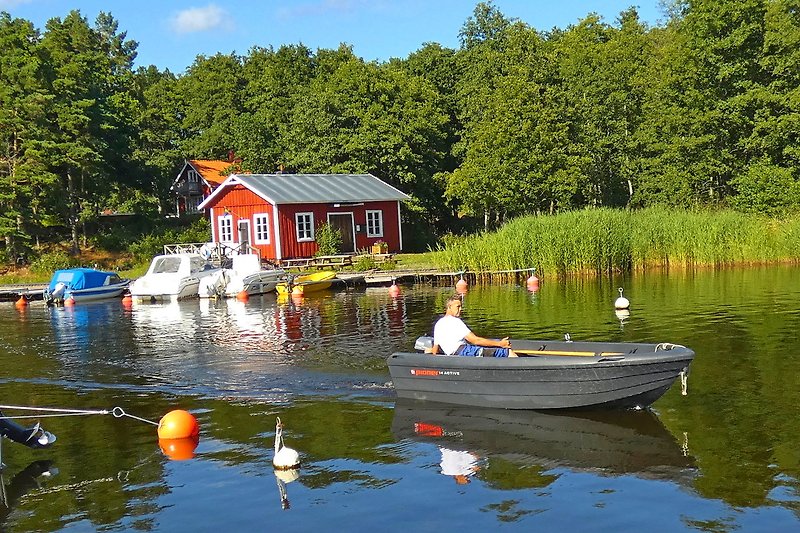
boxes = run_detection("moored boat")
[275,270,337,295]
[387,336,695,410]
[43,268,130,305]
[130,253,221,302]
[198,254,285,298]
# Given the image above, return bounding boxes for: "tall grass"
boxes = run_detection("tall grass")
[433,207,800,276]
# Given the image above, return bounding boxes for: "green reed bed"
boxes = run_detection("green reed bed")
[433,207,800,276]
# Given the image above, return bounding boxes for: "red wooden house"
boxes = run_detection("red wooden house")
[197,173,410,261]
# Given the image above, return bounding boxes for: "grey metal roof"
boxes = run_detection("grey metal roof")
[233,173,410,204]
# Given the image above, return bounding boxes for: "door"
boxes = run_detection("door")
[238,219,250,252]
[328,213,355,253]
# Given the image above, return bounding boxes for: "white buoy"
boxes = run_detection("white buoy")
[615,287,630,310]
[273,417,300,470]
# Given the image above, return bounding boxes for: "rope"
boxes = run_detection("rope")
[0,405,158,426]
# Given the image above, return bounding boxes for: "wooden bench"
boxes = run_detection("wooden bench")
[280,258,314,270]
[312,254,353,269]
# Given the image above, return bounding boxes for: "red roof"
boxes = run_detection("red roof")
[188,160,231,187]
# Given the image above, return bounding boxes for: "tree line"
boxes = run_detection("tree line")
[2,0,800,260]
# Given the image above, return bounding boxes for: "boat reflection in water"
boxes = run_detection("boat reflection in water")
[392,400,695,488]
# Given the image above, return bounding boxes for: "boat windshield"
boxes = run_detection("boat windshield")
[190,256,213,273]
[151,257,183,274]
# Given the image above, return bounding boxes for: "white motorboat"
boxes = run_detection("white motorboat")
[198,254,285,298]
[130,254,221,302]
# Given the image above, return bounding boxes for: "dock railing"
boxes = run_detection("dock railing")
[162,242,261,266]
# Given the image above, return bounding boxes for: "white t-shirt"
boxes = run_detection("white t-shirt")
[433,314,471,355]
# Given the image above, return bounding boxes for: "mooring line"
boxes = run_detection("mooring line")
[0,404,159,426]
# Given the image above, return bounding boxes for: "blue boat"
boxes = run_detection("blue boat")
[43,268,130,305]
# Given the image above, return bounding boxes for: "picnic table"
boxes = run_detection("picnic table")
[280,258,314,270]
[312,254,353,268]
[280,255,354,270]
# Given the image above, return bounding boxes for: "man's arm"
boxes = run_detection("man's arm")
[426,344,441,354]
[464,332,511,349]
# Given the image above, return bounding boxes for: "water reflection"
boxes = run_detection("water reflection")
[2,266,800,530]
[0,461,58,522]
[392,400,696,489]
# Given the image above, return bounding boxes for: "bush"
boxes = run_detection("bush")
[353,255,377,271]
[314,223,342,256]
[29,251,79,274]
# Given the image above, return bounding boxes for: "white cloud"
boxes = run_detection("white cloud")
[171,4,232,34]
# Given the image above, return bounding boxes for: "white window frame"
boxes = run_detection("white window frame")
[218,214,233,243]
[254,213,271,244]
[295,212,314,242]
[366,210,384,238]
[188,170,199,183]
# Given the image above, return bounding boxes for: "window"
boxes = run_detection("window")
[218,214,233,242]
[188,170,199,183]
[187,196,202,213]
[253,214,271,244]
[295,212,314,242]
[366,210,383,238]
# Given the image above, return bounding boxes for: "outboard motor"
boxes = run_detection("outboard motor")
[414,336,434,352]
[0,410,56,469]
[44,282,67,305]
[50,282,67,301]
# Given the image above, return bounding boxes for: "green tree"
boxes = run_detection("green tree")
[177,53,244,158]
[0,12,55,257]
[38,10,139,253]
[284,50,449,228]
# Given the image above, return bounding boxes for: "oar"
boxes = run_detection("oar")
[513,349,625,357]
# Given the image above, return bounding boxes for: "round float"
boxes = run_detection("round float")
[158,409,200,440]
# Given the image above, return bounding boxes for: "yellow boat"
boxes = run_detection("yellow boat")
[275,271,337,295]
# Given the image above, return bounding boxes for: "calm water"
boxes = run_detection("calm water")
[1,266,800,532]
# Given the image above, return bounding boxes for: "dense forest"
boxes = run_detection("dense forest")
[2,0,800,262]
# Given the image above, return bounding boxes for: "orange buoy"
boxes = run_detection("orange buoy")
[455,277,468,293]
[158,409,200,440]
[388,282,400,297]
[122,294,132,305]
[236,290,249,301]
[15,295,28,308]
[291,285,304,297]
[159,436,199,460]
[526,273,539,285]
[64,295,76,307]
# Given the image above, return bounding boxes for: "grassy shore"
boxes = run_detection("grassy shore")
[3,208,797,284]
[430,207,800,276]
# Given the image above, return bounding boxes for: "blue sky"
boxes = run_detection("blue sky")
[1,1,664,73]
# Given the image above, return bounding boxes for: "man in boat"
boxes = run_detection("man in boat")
[428,294,518,357]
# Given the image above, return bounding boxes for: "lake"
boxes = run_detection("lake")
[1,266,799,532]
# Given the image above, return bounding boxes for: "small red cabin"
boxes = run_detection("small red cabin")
[197,173,410,261]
